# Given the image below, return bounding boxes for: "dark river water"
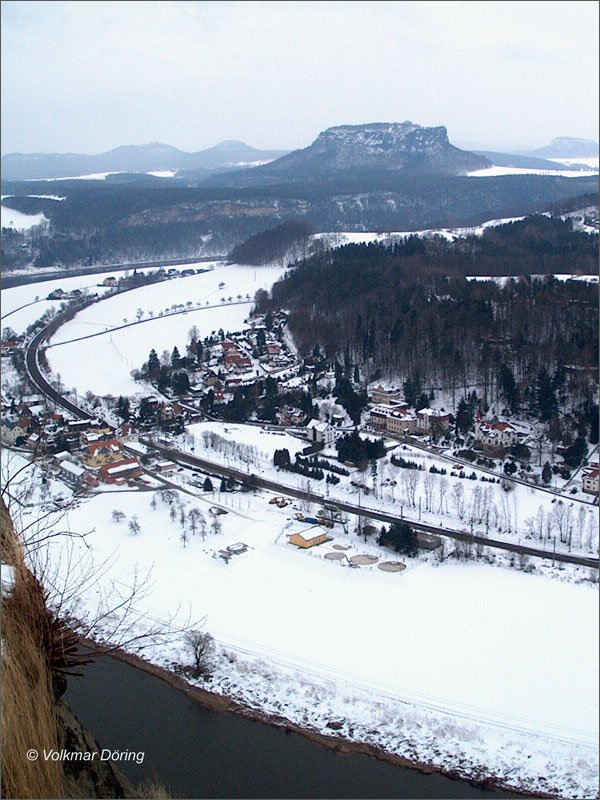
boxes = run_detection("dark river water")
[65,653,523,799]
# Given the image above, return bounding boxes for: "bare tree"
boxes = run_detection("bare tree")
[128,516,141,535]
[450,482,465,520]
[188,508,206,540]
[436,476,449,515]
[184,630,215,679]
[210,515,223,537]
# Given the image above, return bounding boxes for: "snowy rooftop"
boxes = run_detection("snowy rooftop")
[60,461,85,477]
[105,460,140,475]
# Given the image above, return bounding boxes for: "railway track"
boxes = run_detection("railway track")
[21,296,599,570]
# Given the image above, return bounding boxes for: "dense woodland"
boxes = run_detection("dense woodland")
[1,174,596,269]
[229,220,314,265]
[262,216,598,410]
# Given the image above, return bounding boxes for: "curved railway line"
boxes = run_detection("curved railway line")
[20,286,600,571]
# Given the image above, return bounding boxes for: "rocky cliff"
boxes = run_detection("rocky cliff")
[206,122,490,186]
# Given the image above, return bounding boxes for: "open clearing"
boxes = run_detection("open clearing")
[45,263,284,396]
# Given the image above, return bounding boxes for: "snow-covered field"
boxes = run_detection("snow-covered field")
[311,216,529,248]
[549,157,599,170]
[45,263,284,396]
[0,265,202,317]
[1,205,47,230]
[467,274,599,286]
[3,441,596,799]
[1,301,59,335]
[467,165,599,178]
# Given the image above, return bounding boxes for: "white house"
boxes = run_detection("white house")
[475,419,519,450]
[1,420,28,444]
[386,408,418,435]
[582,468,599,495]
[306,419,336,445]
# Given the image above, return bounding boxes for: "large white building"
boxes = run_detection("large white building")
[475,419,519,450]
[306,419,336,445]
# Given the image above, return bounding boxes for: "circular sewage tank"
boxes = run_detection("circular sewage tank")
[325,551,346,560]
[332,544,350,551]
[378,561,406,572]
[350,554,379,565]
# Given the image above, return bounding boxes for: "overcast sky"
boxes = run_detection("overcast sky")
[1,0,598,155]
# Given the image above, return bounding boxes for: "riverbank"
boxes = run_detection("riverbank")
[78,636,553,799]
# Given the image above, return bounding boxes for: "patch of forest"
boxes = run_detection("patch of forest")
[263,215,598,404]
[1,174,597,269]
[229,220,314,265]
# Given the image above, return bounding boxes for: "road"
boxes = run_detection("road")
[20,290,599,570]
[45,299,254,350]
[24,305,96,421]
[1,255,227,289]
[140,437,600,570]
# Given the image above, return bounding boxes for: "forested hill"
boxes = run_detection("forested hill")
[264,215,598,398]
[1,174,597,270]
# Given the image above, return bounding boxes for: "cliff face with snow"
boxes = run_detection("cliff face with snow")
[289,122,489,172]
[208,122,490,186]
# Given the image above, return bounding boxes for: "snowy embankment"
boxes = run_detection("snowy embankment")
[2,438,598,799]
[2,442,595,799]
[311,216,529,248]
[42,263,284,396]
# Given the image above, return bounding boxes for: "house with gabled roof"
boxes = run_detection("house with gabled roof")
[99,458,142,484]
[82,438,124,468]
[475,419,519,451]
[306,419,336,445]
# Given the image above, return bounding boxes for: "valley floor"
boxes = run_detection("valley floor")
[4,448,597,800]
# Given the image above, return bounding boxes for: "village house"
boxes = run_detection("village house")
[0,340,18,356]
[115,423,137,442]
[582,468,599,495]
[475,419,519,451]
[101,276,117,287]
[204,371,221,388]
[386,407,418,435]
[58,459,87,487]
[306,419,336,445]
[159,401,184,422]
[370,385,405,405]
[369,405,389,429]
[1,419,28,445]
[224,350,252,370]
[52,451,72,466]
[265,342,281,357]
[277,407,307,427]
[154,460,177,474]
[122,441,150,460]
[47,288,65,300]
[416,408,452,433]
[99,458,142,484]
[82,438,124,468]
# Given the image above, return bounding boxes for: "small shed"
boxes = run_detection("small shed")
[288,525,330,549]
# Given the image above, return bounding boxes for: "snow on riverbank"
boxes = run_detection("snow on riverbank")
[2,445,597,798]
[24,482,600,798]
